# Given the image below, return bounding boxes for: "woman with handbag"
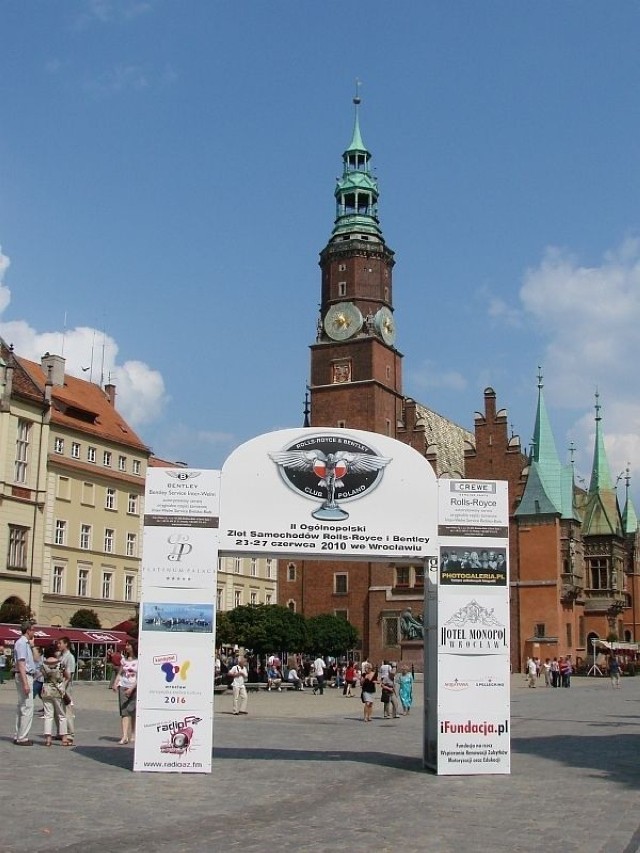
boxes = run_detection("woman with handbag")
[112,640,138,744]
[360,663,377,722]
[40,646,71,747]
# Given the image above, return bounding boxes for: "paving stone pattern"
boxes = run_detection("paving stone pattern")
[0,675,638,852]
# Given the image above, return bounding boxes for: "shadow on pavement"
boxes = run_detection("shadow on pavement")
[73,744,133,770]
[213,745,425,773]
[513,732,640,789]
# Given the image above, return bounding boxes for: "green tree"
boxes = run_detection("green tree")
[69,609,102,629]
[0,596,33,624]
[226,604,308,655]
[215,611,234,647]
[306,613,359,657]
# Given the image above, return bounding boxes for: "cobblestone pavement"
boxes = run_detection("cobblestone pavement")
[0,675,638,853]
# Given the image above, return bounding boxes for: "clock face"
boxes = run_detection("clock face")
[374,307,396,345]
[324,302,364,341]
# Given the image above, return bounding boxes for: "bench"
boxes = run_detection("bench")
[215,681,302,693]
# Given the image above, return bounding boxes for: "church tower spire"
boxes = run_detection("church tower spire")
[515,369,578,519]
[331,83,382,243]
[308,88,403,435]
[582,392,622,536]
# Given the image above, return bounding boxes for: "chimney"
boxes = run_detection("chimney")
[104,383,117,407]
[41,352,65,387]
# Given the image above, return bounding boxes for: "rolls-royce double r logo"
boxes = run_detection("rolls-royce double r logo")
[269,434,391,521]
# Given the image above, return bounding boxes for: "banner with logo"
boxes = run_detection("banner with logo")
[141,527,217,590]
[427,479,510,775]
[136,634,213,709]
[219,428,438,560]
[134,469,220,775]
[133,709,212,773]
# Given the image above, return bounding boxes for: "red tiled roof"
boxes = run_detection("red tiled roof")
[148,455,188,468]
[15,356,149,453]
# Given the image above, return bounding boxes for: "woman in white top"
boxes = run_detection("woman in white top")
[113,640,138,744]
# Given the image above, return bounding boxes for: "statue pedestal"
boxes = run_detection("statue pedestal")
[400,640,424,672]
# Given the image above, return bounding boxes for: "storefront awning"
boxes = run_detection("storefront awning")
[0,623,130,648]
[594,640,640,652]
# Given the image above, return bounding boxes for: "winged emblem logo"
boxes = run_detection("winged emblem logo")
[269,439,391,520]
[166,471,201,481]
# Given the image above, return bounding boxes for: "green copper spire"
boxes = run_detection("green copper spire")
[622,466,639,535]
[531,369,561,468]
[516,369,578,519]
[582,392,622,536]
[588,390,614,493]
[331,85,383,242]
[346,79,367,152]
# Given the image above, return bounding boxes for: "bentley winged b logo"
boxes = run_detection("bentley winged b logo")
[165,470,201,481]
[269,434,391,521]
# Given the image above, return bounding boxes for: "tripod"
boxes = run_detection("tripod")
[587,638,603,676]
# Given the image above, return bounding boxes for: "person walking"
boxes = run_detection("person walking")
[0,644,6,685]
[229,656,248,715]
[344,661,356,697]
[609,655,622,688]
[527,656,537,688]
[57,637,76,744]
[113,640,138,743]
[559,655,572,688]
[312,655,326,695]
[360,663,377,722]
[13,620,36,745]
[397,664,413,715]
[40,647,71,747]
[380,669,399,719]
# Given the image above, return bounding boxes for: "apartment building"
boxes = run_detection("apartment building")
[0,343,149,628]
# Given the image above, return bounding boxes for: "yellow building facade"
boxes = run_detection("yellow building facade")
[0,345,149,628]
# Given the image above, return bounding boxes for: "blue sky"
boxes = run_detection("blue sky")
[1,2,640,507]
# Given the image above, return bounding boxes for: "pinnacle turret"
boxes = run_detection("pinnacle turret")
[515,369,578,520]
[622,466,639,535]
[582,392,622,536]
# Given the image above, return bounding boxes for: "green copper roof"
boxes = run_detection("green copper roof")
[515,372,578,520]
[330,93,383,242]
[346,99,367,152]
[582,393,622,536]
[515,461,561,516]
[588,391,614,493]
[622,468,639,535]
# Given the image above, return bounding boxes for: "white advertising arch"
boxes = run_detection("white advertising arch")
[133,428,510,777]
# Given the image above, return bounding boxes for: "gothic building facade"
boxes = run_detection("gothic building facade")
[278,98,640,669]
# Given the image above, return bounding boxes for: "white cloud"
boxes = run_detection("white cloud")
[112,360,166,426]
[570,401,640,495]
[196,429,236,446]
[487,296,523,328]
[75,0,154,28]
[409,360,467,392]
[84,63,150,96]
[0,249,167,428]
[519,237,640,491]
[0,247,11,314]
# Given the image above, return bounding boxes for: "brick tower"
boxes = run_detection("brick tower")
[280,93,403,659]
[280,94,472,663]
[309,89,403,436]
